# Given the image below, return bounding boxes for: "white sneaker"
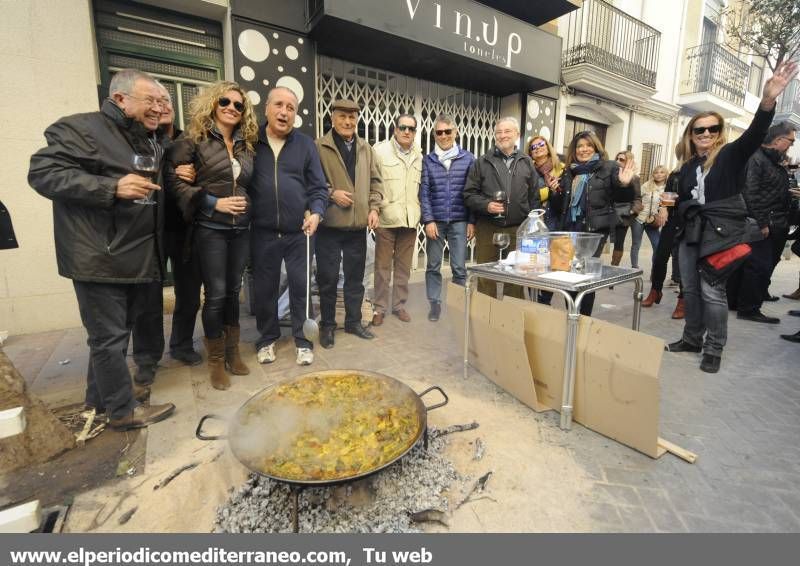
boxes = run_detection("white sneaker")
[296,347,313,366]
[257,344,276,364]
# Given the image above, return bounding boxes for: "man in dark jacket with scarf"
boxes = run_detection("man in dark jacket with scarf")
[728,122,796,324]
[28,68,176,431]
[251,86,329,366]
[419,114,475,321]
[463,116,541,298]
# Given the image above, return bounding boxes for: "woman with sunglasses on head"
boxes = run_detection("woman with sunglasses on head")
[549,131,637,315]
[527,135,564,229]
[610,151,643,267]
[165,81,258,390]
[665,61,797,374]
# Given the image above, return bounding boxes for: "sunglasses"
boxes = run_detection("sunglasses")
[396,125,417,133]
[530,140,546,150]
[616,156,627,162]
[691,124,722,135]
[435,128,454,136]
[218,97,245,113]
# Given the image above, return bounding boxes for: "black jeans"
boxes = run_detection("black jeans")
[315,226,367,329]
[166,229,202,354]
[651,210,682,292]
[131,281,165,368]
[252,229,312,350]
[194,225,250,339]
[73,281,150,419]
[727,230,788,313]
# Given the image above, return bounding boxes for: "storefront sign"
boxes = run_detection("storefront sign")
[322,0,559,80]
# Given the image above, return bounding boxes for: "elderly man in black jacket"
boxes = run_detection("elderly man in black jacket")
[28,68,176,431]
[728,121,796,324]
[464,116,542,299]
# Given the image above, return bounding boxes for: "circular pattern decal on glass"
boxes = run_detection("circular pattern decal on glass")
[301,66,307,73]
[286,46,299,60]
[294,115,303,128]
[527,100,540,119]
[276,76,304,104]
[539,126,551,140]
[247,90,261,106]
[240,66,255,81]
[238,30,269,63]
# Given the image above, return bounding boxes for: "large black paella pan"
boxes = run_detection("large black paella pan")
[196,370,448,486]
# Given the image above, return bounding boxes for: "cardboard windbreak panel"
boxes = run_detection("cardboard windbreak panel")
[448,282,665,458]
[446,284,543,412]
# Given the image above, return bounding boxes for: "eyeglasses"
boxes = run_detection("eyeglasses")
[396,125,416,133]
[691,124,722,135]
[529,140,546,151]
[435,128,454,136]
[218,97,245,113]
[124,94,164,108]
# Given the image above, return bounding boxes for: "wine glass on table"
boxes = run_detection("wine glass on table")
[132,154,158,205]
[492,190,506,220]
[492,232,510,262]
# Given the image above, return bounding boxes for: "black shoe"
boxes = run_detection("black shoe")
[737,310,780,324]
[700,354,721,373]
[665,339,702,353]
[134,364,157,386]
[428,302,441,322]
[345,324,375,340]
[320,326,335,349]
[171,349,202,366]
[763,295,780,302]
[788,310,800,317]
[780,331,800,343]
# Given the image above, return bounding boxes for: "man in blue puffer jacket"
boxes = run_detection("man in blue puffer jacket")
[419,115,476,321]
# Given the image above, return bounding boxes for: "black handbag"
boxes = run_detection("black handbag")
[586,206,621,231]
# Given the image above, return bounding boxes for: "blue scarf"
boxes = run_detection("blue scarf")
[569,154,601,222]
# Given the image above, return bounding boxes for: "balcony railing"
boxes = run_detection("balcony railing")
[777,79,800,117]
[681,43,749,107]
[561,0,660,88]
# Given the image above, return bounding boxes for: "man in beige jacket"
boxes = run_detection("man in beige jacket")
[371,114,423,325]
[315,99,383,348]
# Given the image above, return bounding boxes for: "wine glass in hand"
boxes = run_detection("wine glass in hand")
[132,154,158,205]
[493,190,506,219]
[492,232,511,262]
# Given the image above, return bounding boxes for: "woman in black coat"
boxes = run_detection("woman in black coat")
[665,61,797,374]
[549,131,636,315]
[165,81,258,390]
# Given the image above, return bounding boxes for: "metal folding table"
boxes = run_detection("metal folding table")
[463,263,644,430]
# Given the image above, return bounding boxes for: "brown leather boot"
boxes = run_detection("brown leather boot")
[611,249,624,266]
[671,298,686,319]
[204,336,230,390]
[641,288,663,307]
[223,325,250,375]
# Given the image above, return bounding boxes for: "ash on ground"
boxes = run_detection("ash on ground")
[214,431,466,533]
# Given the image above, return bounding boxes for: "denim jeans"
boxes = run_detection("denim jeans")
[425,221,468,304]
[193,226,250,339]
[73,281,150,419]
[679,240,728,357]
[630,221,661,269]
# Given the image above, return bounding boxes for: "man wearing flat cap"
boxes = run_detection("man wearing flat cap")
[315,99,384,348]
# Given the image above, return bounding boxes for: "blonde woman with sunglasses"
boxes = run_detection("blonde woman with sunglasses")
[664,61,797,374]
[165,81,258,390]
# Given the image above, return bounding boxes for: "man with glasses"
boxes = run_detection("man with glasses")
[28,69,176,430]
[464,116,542,299]
[370,114,423,326]
[419,114,475,321]
[315,99,384,348]
[729,121,797,324]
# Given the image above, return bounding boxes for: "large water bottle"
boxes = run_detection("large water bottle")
[515,209,550,274]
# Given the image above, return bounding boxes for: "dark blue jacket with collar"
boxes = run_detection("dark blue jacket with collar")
[250,124,329,233]
[419,148,476,225]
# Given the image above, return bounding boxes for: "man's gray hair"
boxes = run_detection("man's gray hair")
[109,69,155,97]
[764,121,796,144]
[267,85,299,104]
[154,80,172,103]
[495,116,520,132]
[434,114,457,128]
